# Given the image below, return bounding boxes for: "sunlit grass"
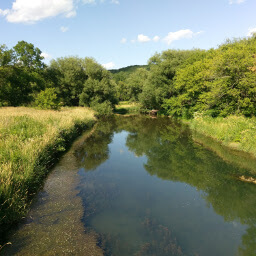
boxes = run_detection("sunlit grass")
[115,102,142,115]
[0,107,95,228]
[187,115,256,157]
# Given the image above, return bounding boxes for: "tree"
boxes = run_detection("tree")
[125,68,149,102]
[49,57,87,106]
[139,49,206,109]
[13,41,45,69]
[0,41,47,107]
[79,58,118,110]
[0,44,14,66]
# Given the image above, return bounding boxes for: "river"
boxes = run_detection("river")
[2,116,256,256]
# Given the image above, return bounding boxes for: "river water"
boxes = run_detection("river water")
[2,116,256,256]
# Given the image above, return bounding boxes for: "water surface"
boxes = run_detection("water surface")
[3,116,256,256]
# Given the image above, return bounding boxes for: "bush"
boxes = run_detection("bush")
[34,88,61,110]
[91,101,113,117]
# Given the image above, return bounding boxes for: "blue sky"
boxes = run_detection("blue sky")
[0,0,256,69]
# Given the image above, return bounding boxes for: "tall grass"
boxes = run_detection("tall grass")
[187,115,256,157]
[114,101,143,115]
[0,107,95,230]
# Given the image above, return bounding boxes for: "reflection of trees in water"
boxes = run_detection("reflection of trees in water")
[124,117,256,256]
[78,116,256,256]
[75,118,116,171]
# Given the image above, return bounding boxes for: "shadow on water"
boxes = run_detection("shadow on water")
[2,116,256,255]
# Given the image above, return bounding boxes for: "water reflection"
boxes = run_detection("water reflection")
[2,116,256,256]
[78,116,256,256]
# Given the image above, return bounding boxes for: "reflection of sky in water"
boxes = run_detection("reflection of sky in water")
[77,118,254,256]
[3,116,256,256]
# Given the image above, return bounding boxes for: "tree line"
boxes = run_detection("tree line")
[0,41,117,115]
[1,35,256,117]
[113,35,256,118]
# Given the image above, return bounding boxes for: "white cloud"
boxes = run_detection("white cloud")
[121,38,127,44]
[229,0,246,4]
[0,0,120,23]
[41,52,52,60]
[248,27,256,36]
[0,9,9,16]
[153,36,160,42]
[163,29,202,45]
[60,26,69,32]
[111,0,119,4]
[131,39,136,43]
[0,0,76,23]
[137,34,151,43]
[102,62,115,69]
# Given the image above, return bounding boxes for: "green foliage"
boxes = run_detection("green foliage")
[34,88,61,110]
[1,36,256,118]
[79,58,118,111]
[0,45,14,66]
[91,101,114,117]
[125,68,149,102]
[0,66,44,106]
[110,65,148,75]
[13,41,45,69]
[139,49,206,109]
[111,65,148,101]
[49,57,87,106]
[0,42,46,107]
[161,36,256,117]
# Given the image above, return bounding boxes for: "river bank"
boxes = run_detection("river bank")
[3,116,255,255]
[186,115,256,159]
[116,104,256,160]
[0,107,96,240]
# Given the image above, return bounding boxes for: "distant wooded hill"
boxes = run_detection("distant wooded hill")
[110,65,148,74]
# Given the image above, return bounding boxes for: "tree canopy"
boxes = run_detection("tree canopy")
[1,36,256,117]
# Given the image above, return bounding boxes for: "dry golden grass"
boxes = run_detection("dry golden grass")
[0,107,95,228]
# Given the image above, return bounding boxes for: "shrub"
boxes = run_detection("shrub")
[91,101,113,117]
[34,88,61,110]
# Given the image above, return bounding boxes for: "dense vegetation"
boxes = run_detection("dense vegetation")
[1,35,256,223]
[0,107,95,235]
[138,36,256,117]
[1,36,256,117]
[0,42,117,116]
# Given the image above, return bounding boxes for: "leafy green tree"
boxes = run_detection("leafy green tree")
[125,68,149,102]
[13,41,45,69]
[34,88,61,110]
[79,58,118,110]
[139,49,206,109]
[162,55,215,118]
[0,41,47,106]
[199,37,256,116]
[161,36,256,117]
[0,66,42,106]
[0,44,14,66]
[49,57,87,106]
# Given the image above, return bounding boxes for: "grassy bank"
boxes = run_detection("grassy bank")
[187,115,256,158]
[114,101,142,115]
[0,107,96,232]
